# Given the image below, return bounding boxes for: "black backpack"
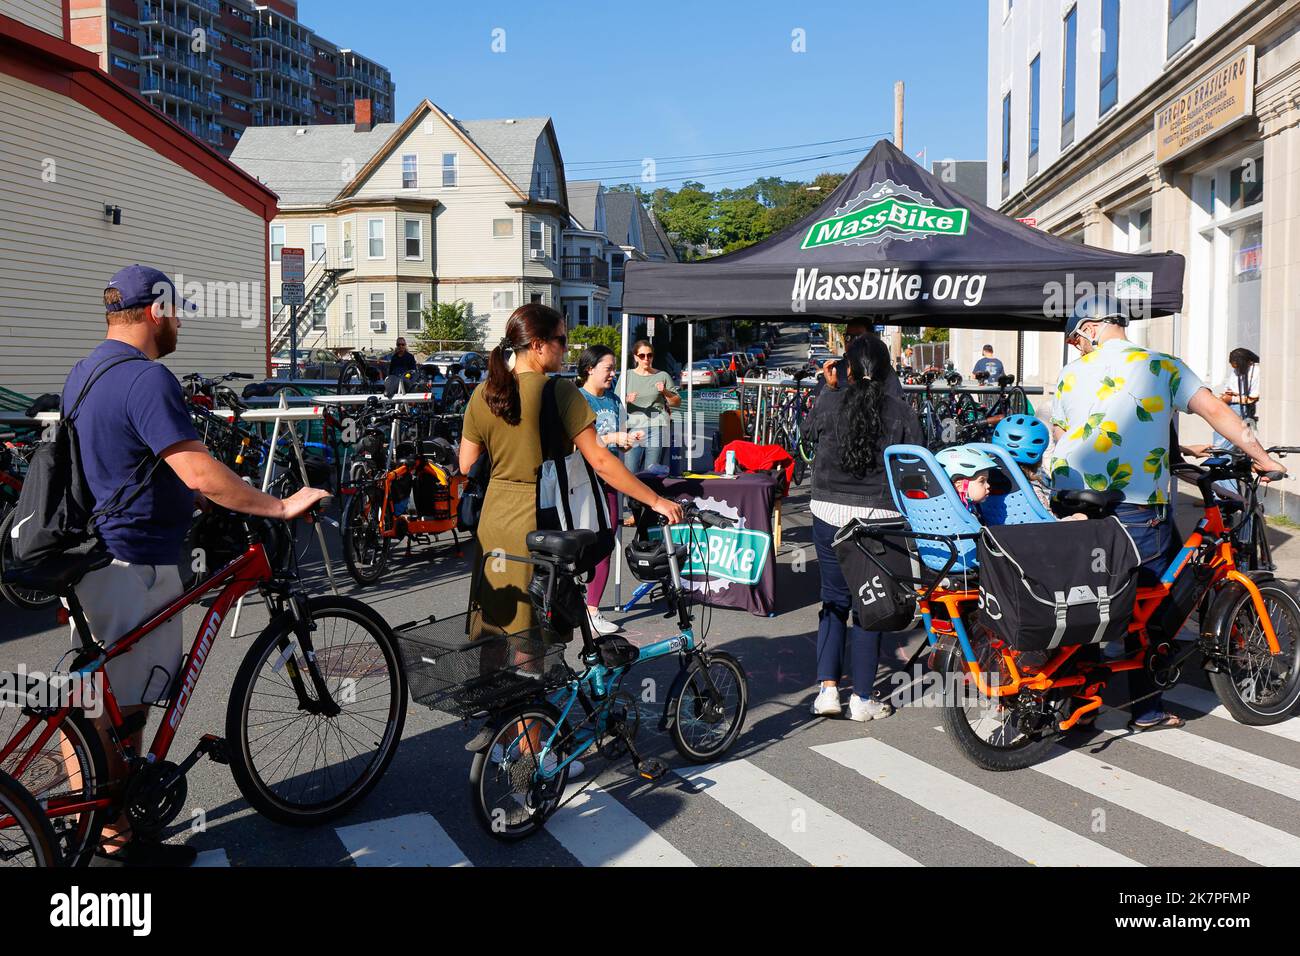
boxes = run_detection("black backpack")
[10,355,161,565]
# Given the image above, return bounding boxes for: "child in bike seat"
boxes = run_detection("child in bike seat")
[936,446,996,516]
[991,415,1052,510]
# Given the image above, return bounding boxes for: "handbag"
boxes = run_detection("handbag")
[456,452,489,533]
[535,377,613,575]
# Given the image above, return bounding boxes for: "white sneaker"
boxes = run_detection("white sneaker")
[847,694,894,722]
[587,610,620,636]
[541,752,584,777]
[810,686,843,716]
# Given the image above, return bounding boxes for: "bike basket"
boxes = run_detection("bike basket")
[394,612,568,718]
[976,516,1140,652]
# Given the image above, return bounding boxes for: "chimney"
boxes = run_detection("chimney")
[354,98,372,133]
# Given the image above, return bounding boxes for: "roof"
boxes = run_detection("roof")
[602,191,639,247]
[1,12,278,220]
[567,180,601,231]
[453,116,551,194]
[638,204,678,262]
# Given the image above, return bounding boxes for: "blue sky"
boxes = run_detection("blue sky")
[304,0,989,191]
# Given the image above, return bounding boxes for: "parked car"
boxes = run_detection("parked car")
[421,350,485,382]
[745,346,768,365]
[721,351,752,377]
[702,358,734,386]
[682,362,719,387]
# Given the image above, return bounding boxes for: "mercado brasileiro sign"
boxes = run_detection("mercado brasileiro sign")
[1155,45,1255,166]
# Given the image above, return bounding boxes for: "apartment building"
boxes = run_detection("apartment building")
[231,99,572,353]
[67,0,392,155]
[1,0,278,393]
[980,0,1300,515]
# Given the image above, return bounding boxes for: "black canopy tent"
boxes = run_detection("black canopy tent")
[619,138,1185,462]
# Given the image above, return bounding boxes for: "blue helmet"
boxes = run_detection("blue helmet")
[992,414,1050,466]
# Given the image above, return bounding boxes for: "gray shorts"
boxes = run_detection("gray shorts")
[68,560,185,707]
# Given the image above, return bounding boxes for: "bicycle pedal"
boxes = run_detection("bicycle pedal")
[636,758,667,781]
[198,734,229,764]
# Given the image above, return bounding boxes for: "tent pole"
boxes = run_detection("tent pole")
[686,318,693,473]
[615,309,630,605]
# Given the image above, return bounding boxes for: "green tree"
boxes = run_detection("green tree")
[414,300,486,354]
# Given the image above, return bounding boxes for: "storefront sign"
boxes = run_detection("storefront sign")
[1154,46,1255,166]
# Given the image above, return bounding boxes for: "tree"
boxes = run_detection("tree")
[414,300,486,354]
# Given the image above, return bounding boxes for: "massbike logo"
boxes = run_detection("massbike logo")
[800,180,970,250]
[665,525,769,586]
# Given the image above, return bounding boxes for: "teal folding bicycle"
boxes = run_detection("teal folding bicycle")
[397,501,749,841]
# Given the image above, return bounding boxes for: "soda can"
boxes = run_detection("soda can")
[725,449,737,476]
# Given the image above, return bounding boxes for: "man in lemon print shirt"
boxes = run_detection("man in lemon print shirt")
[1049,293,1286,730]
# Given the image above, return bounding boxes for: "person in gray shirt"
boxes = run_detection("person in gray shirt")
[624,339,681,472]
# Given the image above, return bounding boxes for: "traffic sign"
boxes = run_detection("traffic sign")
[281,281,305,306]
[280,247,305,282]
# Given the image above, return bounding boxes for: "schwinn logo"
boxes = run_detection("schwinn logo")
[50,886,151,936]
[169,610,222,729]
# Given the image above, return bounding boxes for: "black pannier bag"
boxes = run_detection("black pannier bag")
[977,516,1140,652]
[833,517,920,632]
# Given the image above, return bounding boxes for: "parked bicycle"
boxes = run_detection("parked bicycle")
[0,437,55,610]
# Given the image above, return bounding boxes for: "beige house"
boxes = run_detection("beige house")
[1,0,277,396]
[231,99,572,355]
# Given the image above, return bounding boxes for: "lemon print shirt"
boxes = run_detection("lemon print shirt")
[1049,339,1204,506]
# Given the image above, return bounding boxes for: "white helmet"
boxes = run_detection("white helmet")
[936,445,997,481]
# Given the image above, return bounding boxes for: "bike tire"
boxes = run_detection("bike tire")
[226,596,407,826]
[669,652,749,763]
[341,488,391,586]
[0,707,108,868]
[0,511,56,610]
[468,702,571,842]
[1208,580,1300,724]
[0,770,62,867]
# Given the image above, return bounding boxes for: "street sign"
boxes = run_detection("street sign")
[647,316,656,338]
[280,247,305,282]
[281,281,305,306]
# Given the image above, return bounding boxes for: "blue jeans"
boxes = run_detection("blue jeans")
[624,423,667,474]
[812,517,885,697]
[1114,503,1180,720]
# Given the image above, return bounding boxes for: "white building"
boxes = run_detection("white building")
[1,0,277,395]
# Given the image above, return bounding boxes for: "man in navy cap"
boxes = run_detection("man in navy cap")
[62,265,329,866]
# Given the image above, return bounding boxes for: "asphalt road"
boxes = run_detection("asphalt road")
[3,330,1299,867]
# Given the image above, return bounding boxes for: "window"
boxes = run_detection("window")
[1061,6,1077,148]
[367,218,384,258]
[271,296,283,330]
[442,152,458,187]
[492,218,514,238]
[111,56,138,72]
[270,224,285,262]
[1167,0,1196,59]
[1000,93,1011,199]
[401,154,418,189]
[311,298,326,330]
[530,293,543,304]
[231,99,248,112]
[369,292,386,330]
[493,291,514,311]
[344,293,354,331]
[529,220,544,255]
[1229,157,1264,211]
[1100,0,1120,114]
[342,220,353,261]
[310,223,325,262]
[404,219,422,259]
[405,292,423,331]
[1028,55,1041,177]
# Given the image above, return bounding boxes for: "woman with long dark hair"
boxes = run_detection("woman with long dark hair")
[459,305,681,635]
[806,334,922,721]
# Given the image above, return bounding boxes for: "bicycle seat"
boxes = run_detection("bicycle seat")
[1051,488,1124,518]
[2,548,113,596]
[595,633,639,669]
[526,529,596,563]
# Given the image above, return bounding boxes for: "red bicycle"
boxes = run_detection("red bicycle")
[0,511,407,866]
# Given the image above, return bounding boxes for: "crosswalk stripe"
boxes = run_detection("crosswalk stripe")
[192,848,230,867]
[1030,746,1300,866]
[1093,710,1300,799]
[335,812,472,867]
[1163,684,1300,744]
[675,760,920,867]
[544,787,695,867]
[814,738,1140,867]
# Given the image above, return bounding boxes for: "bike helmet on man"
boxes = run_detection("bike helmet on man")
[936,445,998,481]
[992,414,1050,467]
[1064,291,1131,341]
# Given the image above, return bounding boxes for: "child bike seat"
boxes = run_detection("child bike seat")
[883,444,981,572]
[966,443,1055,526]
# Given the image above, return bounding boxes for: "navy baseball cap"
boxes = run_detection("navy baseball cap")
[106,264,198,314]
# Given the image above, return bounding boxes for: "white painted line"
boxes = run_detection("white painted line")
[675,760,920,867]
[192,848,230,867]
[335,813,472,867]
[1163,684,1300,744]
[1094,710,1300,799]
[1031,746,1300,866]
[545,788,695,867]
[814,738,1139,867]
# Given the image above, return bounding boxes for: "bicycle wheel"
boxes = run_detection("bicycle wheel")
[669,652,748,762]
[226,596,407,825]
[0,770,61,867]
[0,511,56,610]
[0,707,107,867]
[341,487,391,585]
[1208,580,1300,724]
[468,702,571,841]
[940,625,1057,771]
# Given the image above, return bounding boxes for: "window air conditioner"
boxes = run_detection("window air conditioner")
[530,249,546,260]
[369,319,386,332]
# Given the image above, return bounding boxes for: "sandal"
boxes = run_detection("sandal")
[1130,712,1186,731]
